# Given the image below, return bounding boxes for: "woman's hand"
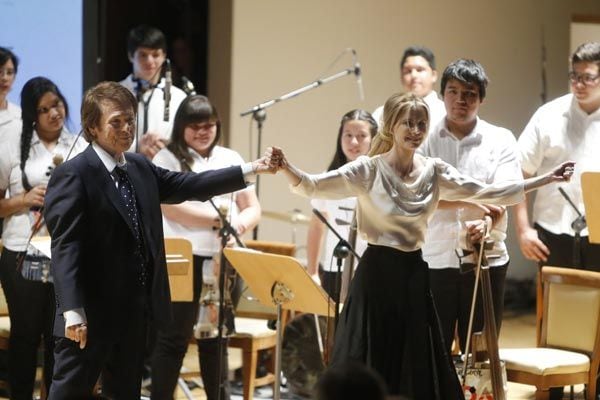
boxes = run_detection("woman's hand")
[547,161,575,183]
[23,185,46,208]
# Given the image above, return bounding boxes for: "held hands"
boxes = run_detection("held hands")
[250,146,286,174]
[66,323,88,349]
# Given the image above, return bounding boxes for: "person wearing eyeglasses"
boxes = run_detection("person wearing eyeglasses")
[267,92,574,400]
[515,41,600,400]
[516,42,600,271]
[417,59,521,355]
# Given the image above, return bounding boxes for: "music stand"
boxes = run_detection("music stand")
[224,248,335,400]
[582,172,600,244]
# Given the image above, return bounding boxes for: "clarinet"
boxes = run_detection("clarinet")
[163,58,172,122]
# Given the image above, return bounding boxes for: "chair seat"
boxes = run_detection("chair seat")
[0,316,9,339]
[233,318,276,339]
[500,348,590,375]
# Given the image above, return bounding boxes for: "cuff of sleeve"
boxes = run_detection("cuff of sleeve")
[241,162,256,184]
[64,308,87,328]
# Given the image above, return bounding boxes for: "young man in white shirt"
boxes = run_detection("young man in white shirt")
[372,45,445,131]
[515,41,600,399]
[120,25,187,159]
[418,59,521,353]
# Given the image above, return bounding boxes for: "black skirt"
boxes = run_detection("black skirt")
[331,244,464,400]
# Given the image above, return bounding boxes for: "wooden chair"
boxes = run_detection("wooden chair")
[499,266,600,400]
[228,240,296,400]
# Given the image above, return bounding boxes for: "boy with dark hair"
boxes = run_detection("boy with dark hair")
[418,59,520,354]
[515,41,600,399]
[373,45,445,129]
[120,25,187,159]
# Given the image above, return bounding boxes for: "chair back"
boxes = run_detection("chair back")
[541,266,600,355]
[164,237,194,302]
[235,240,296,319]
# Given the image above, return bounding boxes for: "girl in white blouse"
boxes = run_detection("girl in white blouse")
[0,77,86,399]
[268,92,574,399]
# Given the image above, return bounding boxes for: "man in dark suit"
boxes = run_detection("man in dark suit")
[43,81,273,399]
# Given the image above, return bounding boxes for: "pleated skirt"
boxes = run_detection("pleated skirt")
[331,244,465,400]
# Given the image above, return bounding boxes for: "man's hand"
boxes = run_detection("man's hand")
[66,323,88,349]
[517,226,550,262]
[139,132,167,159]
[250,148,281,174]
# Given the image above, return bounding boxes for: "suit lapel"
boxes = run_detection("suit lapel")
[83,146,137,237]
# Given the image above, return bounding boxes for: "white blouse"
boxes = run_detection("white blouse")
[292,155,524,252]
[0,128,87,251]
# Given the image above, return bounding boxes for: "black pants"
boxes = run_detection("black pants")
[429,263,508,354]
[535,224,600,399]
[49,292,149,400]
[0,248,55,399]
[151,255,230,400]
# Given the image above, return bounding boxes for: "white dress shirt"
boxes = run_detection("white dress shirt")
[153,145,254,257]
[518,94,600,236]
[292,155,524,253]
[0,127,86,251]
[372,91,446,132]
[418,118,522,268]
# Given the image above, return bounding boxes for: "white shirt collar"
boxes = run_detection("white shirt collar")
[92,141,126,172]
[439,117,483,143]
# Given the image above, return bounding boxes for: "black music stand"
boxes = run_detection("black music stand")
[224,248,335,400]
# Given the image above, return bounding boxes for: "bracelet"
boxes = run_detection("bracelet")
[20,192,26,207]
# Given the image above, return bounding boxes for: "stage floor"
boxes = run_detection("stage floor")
[2,310,587,399]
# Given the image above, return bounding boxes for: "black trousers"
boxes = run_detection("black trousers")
[429,263,508,354]
[0,248,55,400]
[48,292,149,400]
[150,255,230,400]
[535,223,600,272]
[535,224,600,399]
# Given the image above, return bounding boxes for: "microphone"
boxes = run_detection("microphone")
[163,58,172,121]
[181,76,196,96]
[351,49,365,102]
[558,187,587,233]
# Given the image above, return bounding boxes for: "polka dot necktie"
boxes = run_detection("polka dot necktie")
[113,166,148,287]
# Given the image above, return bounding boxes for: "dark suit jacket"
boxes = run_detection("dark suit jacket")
[44,145,246,340]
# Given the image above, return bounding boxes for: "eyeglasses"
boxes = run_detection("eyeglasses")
[568,72,600,86]
[37,100,65,115]
[401,119,428,132]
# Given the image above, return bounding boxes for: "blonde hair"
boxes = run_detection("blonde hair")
[368,93,429,156]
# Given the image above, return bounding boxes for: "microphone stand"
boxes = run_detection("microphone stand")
[558,188,587,268]
[208,199,246,400]
[312,208,361,329]
[241,64,359,240]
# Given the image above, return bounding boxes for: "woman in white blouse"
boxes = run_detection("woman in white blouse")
[0,47,21,135]
[0,77,86,399]
[268,92,574,399]
[151,94,260,400]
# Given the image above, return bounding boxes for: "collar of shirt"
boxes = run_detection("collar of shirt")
[423,90,441,105]
[30,128,72,147]
[92,141,126,173]
[568,95,600,121]
[438,117,483,145]
[187,146,214,164]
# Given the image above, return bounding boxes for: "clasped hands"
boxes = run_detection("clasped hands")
[251,146,287,174]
